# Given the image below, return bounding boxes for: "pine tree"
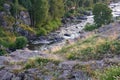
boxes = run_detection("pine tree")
[93,3,112,27]
[34,0,49,27]
[49,0,65,19]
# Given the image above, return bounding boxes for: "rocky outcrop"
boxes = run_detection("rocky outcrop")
[0,2,33,39]
[0,49,120,80]
[19,11,31,26]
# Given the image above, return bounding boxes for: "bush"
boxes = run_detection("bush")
[96,41,111,54]
[0,6,4,11]
[37,28,47,36]
[84,23,98,31]
[111,40,120,54]
[24,58,60,69]
[0,36,27,50]
[78,7,86,14]
[0,48,6,56]
[98,66,120,80]
[0,38,10,48]
[37,19,61,36]
[15,36,28,49]
[0,28,6,37]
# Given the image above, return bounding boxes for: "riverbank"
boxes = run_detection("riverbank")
[0,21,120,79]
[28,1,120,52]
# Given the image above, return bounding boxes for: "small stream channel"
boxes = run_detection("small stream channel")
[28,2,120,51]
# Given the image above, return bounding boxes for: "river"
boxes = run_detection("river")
[28,2,120,52]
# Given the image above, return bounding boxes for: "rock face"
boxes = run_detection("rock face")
[19,11,31,25]
[0,2,33,39]
[0,49,120,80]
[0,11,8,27]
[3,3,11,13]
[0,3,12,27]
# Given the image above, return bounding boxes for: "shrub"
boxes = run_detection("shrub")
[96,41,111,54]
[15,36,28,49]
[54,35,120,61]
[0,48,6,56]
[0,28,6,37]
[84,23,98,31]
[0,6,4,11]
[37,28,47,36]
[19,24,36,34]
[98,66,120,80]
[78,7,86,14]
[0,36,27,50]
[0,38,9,48]
[24,58,60,69]
[111,40,120,54]
[67,52,79,60]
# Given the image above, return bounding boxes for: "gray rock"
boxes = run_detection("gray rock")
[3,3,11,13]
[1,71,14,80]
[0,11,7,27]
[59,61,78,70]
[12,77,22,80]
[19,11,31,25]
[73,71,91,80]
[0,56,6,64]
[24,74,35,80]
[43,76,53,80]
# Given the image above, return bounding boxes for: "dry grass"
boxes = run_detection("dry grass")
[54,35,120,61]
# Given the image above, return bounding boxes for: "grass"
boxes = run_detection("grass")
[54,35,120,61]
[84,23,98,31]
[24,57,60,69]
[0,30,28,55]
[19,24,36,34]
[95,66,120,80]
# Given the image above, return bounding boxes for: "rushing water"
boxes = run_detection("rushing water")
[28,2,120,51]
[109,2,120,17]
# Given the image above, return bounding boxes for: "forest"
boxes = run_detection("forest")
[0,0,111,35]
[0,0,111,52]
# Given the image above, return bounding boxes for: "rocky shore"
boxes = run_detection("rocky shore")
[0,21,120,79]
[28,1,120,52]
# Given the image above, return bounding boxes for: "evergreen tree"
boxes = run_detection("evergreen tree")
[12,0,19,19]
[93,3,112,27]
[49,0,65,19]
[34,0,49,27]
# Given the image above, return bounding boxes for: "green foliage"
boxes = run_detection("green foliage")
[84,23,98,31]
[15,36,28,49]
[64,0,110,17]
[11,0,19,17]
[0,36,28,50]
[0,48,7,56]
[0,38,10,48]
[34,0,49,27]
[19,24,36,34]
[19,0,32,10]
[37,28,47,36]
[93,3,112,27]
[0,0,5,6]
[49,0,65,19]
[0,28,6,37]
[24,57,60,69]
[55,35,120,61]
[37,19,61,36]
[0,6,4,11]
[97,66,120,80]
[3,16,15,27]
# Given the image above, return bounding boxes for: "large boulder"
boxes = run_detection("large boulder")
[19,11,31,25]
[3,3,11,14]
